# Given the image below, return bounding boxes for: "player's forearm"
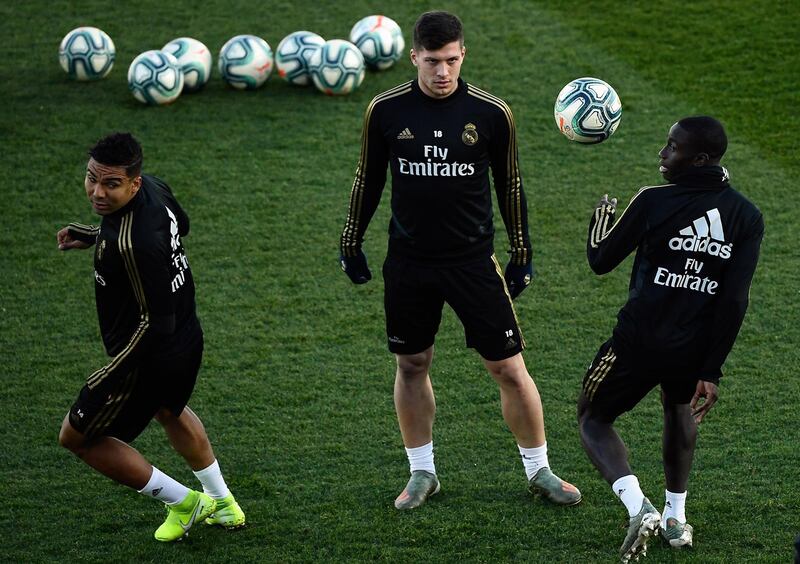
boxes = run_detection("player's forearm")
[340,176,385,256]
[494,176,531,266]
[67,223,99,245]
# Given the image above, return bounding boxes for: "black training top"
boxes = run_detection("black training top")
[68,174,201,389]
[587,165,763,383]
[340,78,531,266]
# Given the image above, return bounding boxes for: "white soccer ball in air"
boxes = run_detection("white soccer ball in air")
[554,77,622,144]
[349,15,404,70]
[162,37,212,93]
[308,39,365,95]
[59,26,115,80]
[219,34,273,90]
[127,50,184,105]
[275,31,325,86]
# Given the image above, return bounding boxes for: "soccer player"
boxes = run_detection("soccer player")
[57,133,245,541]
[578,117,763,561]
[339,11,580,510]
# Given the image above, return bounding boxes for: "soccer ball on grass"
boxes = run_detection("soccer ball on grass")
[308,39,365,95]
[59,26,115,81]
[162,37,212,93]
[275,31,325,86]
[127,50,184,105]
[219,35,273,90]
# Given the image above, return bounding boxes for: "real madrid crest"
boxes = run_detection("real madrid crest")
[461,123,478,146]
[96,238,106,261]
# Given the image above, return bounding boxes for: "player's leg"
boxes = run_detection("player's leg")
[155,335,246,529]
[578,342,661,561]
[443,255,579,504]
[156,406,214,470]
[395,348,436,449]
[383,255,443,510]
[156,406,245,529]
[60,376,215,542]
[58,413,152,488]
[392,348,441,509]
[483,352,544,447]
[576,391,632,484]
[659,382,698,548]
[662,400,696,493]
[484,353,581,505]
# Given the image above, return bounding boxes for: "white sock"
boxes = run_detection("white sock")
[663,489,687,523]
[138,466,190,505]
[612,475,645,517]
[192,459,230,499]
[406,441,436,475]
[518,443,549,481]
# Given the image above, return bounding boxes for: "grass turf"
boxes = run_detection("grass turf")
[1,1,798,562]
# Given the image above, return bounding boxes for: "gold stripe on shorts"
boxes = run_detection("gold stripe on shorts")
[84,369,139,438]
[584,347,616,401]
[490,254,525,349]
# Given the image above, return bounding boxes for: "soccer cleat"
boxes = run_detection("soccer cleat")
[204,493,246,529]
[394,470,440,510]
[620,497,661,563]
[154,490,216,542]
[660,517,693,548]
[528,467,582,506]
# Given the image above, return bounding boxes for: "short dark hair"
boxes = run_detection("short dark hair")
[413,11,463,51]
[88,132,143,178]
[676,116,728,160]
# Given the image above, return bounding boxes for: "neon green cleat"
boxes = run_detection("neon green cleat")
[154,490,216,542]
[660,517,693,548]
[204,493,246,529]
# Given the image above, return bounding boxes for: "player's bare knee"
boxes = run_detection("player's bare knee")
[486,360,527,389]
[58,420,86,454]
[396,351,432,380]
[154,407,174,424]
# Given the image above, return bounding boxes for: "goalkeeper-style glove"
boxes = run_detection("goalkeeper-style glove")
[340,250,372,284]
[504,261,534,299]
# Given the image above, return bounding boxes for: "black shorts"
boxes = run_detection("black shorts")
[382,254,524,361]
[68,336,203,443]
[581,339,698,421]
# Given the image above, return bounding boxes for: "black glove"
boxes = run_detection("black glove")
[340,250,372,284]
[504,261,534,299]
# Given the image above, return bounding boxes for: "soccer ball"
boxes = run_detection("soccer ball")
[275,31,325,86]
[162,37,212,93]
[308,39,365,95]
[554,77,622,144]
[127,50,184,105]
[349,15,404,70]
[58,26,115,81]
[219,35,273,90]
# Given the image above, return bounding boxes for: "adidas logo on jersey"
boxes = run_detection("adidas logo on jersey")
[668,208,732,259]
[397,128,414,140]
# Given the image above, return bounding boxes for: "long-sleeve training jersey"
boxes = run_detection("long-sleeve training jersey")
[588,165,763,383]
[67,174,201,390]
[340,78,531,266]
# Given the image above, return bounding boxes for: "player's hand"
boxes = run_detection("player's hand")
[57,227,91,251]
[340,250,372,284]
[504,261,534,299]
[596,194,618,210]
[690,380,719,423]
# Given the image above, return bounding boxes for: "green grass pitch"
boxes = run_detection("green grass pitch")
[1,1,798,562]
